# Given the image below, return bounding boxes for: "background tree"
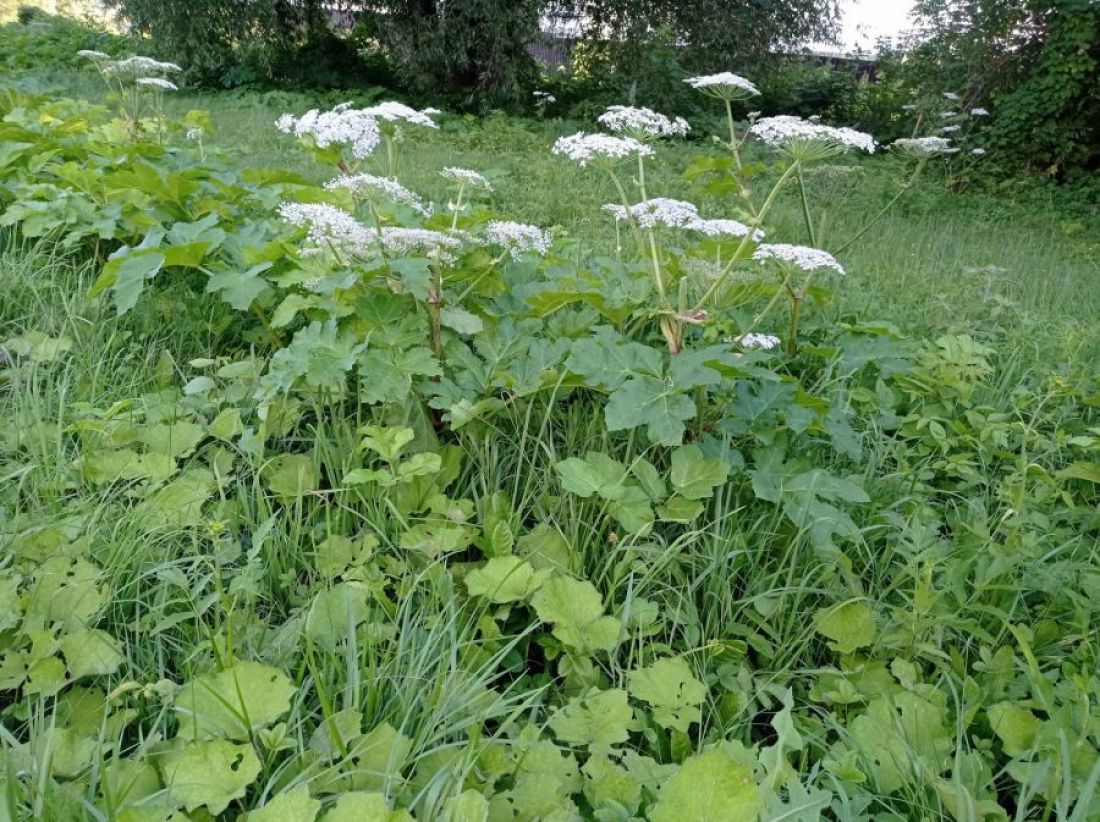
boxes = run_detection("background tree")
[364,0,543,111]
[907,0,1100,172]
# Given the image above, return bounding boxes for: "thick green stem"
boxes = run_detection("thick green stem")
[736,268,796,343]
[606,167,645,251]
[693,161,801,311]
[786,296,802,357]
[834,158,926,256]
[450,183,466,233]
[796,165,817,247]
[724,99,743,174]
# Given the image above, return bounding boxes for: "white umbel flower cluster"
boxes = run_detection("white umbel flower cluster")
[325,173,430,216]
[736,333,782,350]
[890,136,959,158]
[690,219,765,242]
[135,77,178,91]
[278,202,372,253]
[552,132,654,166]
[103,56,183,77]
[683,72,760,100]
[77,49,110,61]
[606,198,700,229]
[750,116,877,154]
[276,107,382,160]
[753,243,845,275]
[440,167,491,189]
[379,227,464,260]
[941,125,961,134]
[970,107,989,117]
[484,221,552,260]
[942,92,961,101]
[597,106,690,140]
[604,200,764,241]
[362,101,438,129]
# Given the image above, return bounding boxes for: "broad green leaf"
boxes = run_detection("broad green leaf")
[531,576,620,655]
[631,457,667,500]
[94,249,164,315]
[358,346,441,405]
[162,739,261,815]
[61,629,123,679]
[670,444,729,500]
[247,785,321,822]
[608,484,655,534]
[517,524,573,572]
[134,468,215,526]
[465,556,542,603]
[550,688,632,753]
[582,755,643,815]
[81,448,176,485]
[139,420,205,459]
[566,328,663,391]
[47,727,97,778]
[650,750,762,822]
[175,661,296,740]
[305,582,371,650]
[440,307,485,335]
[605,376,697,447]
[657,495,704,523]
[206,262,273,311]
[209,408,243,440]
[441,790,489,822]
[555,452,627,500]
[813,601,875,654]
[987,702,1041,757]
[318,723,413,794]
[26,655,67,697]
[321,792,413,822]
[271,293,315,328]
[508,737,581,819]
[628,656,707,732]
[314,534,377,578]
[841,692,952,793]
[358,425,415,462]
[1057,461,1100,484]
[2,331,72,363]
[25,557,104,632]
[760,779,832,821]
[263,454,319,499]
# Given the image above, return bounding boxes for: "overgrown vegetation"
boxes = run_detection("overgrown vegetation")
[1,13,1099,817]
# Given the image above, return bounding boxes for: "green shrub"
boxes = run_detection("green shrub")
[0,7,129,71]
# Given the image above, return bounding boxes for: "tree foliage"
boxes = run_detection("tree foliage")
[908,0,1100,171]
[555,0,839,67]
[101,0,327,83]
[364,0,543,110]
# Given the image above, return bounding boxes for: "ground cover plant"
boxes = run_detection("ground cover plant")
[0,52,1098,822]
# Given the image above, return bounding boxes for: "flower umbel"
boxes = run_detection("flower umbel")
[753,243,845,275]
[135,77,178,91]
[362,101,439,129]
[750,116,876,159]
[484,221,552,260]
[597,105,690,140]
[276,106,382,160]
[890,136,959,158]
[325,173,431,216]
[684,72,760,100]
[278,202,373,254]
[440,167,491,190]
[552,132,654,166]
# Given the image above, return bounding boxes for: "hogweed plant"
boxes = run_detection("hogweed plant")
[546,75,957,358]
[78,51,181,141]
[275,104,550,369]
